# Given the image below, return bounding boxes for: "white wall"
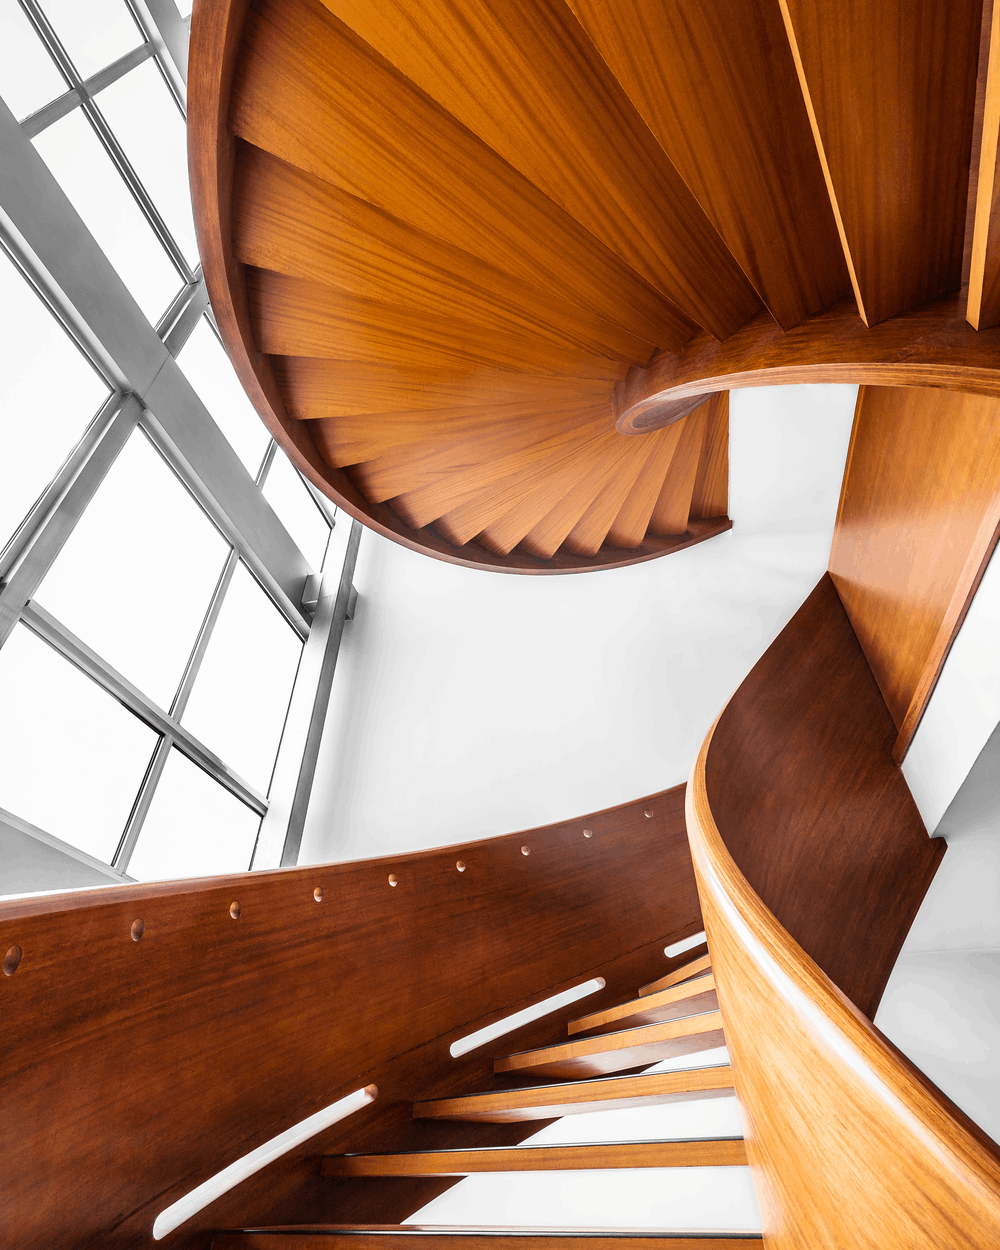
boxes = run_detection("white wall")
[300,383,857,864]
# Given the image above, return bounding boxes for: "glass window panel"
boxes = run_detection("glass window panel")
[0,3,68,119]
[96,58,197,264]
[39,0,144,81]
[35,429,230,709]
[182,562,302,792]
[0,249,111,554]
[33,109,180,324]
[262,452,331,571]
[178,318,272,473]
[0,624,157,863]
[126,749,261,882]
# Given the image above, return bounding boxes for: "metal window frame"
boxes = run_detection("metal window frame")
[0,3,359,884]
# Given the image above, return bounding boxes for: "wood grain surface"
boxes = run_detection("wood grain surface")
[830,385,1000,758]
[778,0,981,326]
[688,396,729,522]
[212,1230,764,1249]
[320,1137,747,1176]
[613,294,1000,433]
[413,1065,736,1123]
[569,974,719,1036]
[688,650,1000,1247]
[567,0,848,329]
[313,0,761,340]
[968,0,1000,327]
[0,789,702,1248]
[638,951,711,997]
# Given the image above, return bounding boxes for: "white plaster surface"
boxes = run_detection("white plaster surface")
[300,384,857,864]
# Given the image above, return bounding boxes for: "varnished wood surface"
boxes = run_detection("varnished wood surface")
[688,397,729,523]
[0,789,702,1248]
[568,975,718,1037]
[968,0,1000,327]
[311,0,761,341]
[413,1065,735,1124]
[638,951,710,997]
[613,294,1000,433]
[830,385,1000,758]
[778,0,981,327]
[704,575,943,1018]
[688,684,1000,1246]
[212,1229,764,1249]
[567,0,848,330]
[320,1137,747,1176]
[494,1012,726,1080]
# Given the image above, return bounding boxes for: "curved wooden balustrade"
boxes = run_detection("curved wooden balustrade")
[614,294,1000,433]
[686,575,1000,1246]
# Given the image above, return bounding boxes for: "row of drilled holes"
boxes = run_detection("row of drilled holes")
[2,809,657,969]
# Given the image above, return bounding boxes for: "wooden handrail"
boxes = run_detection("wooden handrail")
[686,579,1000,1246]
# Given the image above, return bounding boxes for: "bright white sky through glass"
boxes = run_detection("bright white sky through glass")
[182,561,302,793]
[0,251,111,555]
[97,58,198,264]
[127,749,261,882]
[178,318,273,473]
[0,5,67,120]
[0,625,157,863]
[35,430,230,709]
[41,0,144,81]
[262,451,331,571]
[33,109,180,324]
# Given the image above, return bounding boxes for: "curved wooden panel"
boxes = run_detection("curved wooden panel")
[0,789,701,1248]
[688,574,1000,1246]
[614,294,1000,433]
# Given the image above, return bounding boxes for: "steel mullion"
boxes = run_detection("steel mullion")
[17,0,193,283]
[113,734,172,873]
[125,0,188,111]
[156,271,208,357]
[170,548,240,722]
[20,601,268,815]
[20,43,157,139]
[0,394,142,651]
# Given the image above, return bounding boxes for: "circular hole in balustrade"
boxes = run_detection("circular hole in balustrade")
[644,809,653,818]
[313,887,324,903]
[583,828,593,839]
[131,919,144,942]
[521,846,530,856]
[456,861,466,872]
[4,945,22,976]
[388,874,398,887]
[230,901,241,920]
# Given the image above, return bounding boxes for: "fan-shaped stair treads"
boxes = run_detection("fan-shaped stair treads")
[562,435,666,555]
[390,411,613,531]
[230,0,698,350]
[313,0,762,340]
[688,393,730,520]
[233,143,658,367]
[649,403,709,535]
[565,0,851,329]
[606,422,688,548]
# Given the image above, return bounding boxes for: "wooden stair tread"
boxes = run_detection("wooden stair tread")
[494,1012,726,1079]
[569,975,719,1036]
[213,1227,763,1247]
[605,423,687,549]
[320,1137,747,1176]
[639,952,711,997]
[648,405,707,536]
[413,1064,735,1122]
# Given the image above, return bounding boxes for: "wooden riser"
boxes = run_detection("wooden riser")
[639,953,711,997]
[212,1228,764,1249]
[569,974,719,1036]
[321,1137,748,1175]
[412,1065,735,1122]
[495,1012,726,1079]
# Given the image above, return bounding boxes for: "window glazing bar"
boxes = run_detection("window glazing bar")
[20,42,157,139]
[156,271,209,358]
[0,393,142,650]
[17,0,193,283]
[20,600,268,815]
[113,735,172,873]
[127,0,189,107]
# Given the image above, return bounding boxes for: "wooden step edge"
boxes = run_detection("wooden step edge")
[495,1011,725,1074]
[412,1063,735,1122]
[321,1137,748,1176]
[568,975,717,1036]
[639,952,711,996]
[212,1226,764,1245]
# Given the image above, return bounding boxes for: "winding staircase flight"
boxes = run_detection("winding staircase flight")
[7,0,1000,1246]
